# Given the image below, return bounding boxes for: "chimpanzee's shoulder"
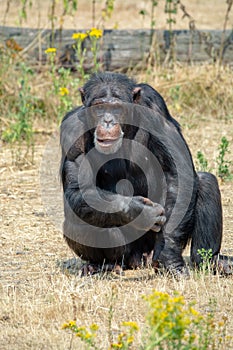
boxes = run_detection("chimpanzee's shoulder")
[61,106,84,123]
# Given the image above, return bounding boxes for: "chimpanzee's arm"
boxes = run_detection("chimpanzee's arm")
[62,157,165,231]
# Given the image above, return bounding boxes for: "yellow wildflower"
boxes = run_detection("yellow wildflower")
[190,307,201,317]
[61,323,69,329]
[127,336,134,344]
[59,87,69,96]
[90,323,99,331]
[88,28,103,38]
[72,32,88,41]
[122,321,139,331]
[44,47,57,54]
[84,332,92,339]
[111,343,123,349]
[61,320,76,329]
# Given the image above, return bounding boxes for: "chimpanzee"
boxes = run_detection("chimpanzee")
[60,72,224,276]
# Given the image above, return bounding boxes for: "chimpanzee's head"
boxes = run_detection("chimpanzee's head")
[79,73,142,155]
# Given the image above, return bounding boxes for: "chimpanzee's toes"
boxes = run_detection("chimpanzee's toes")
[156,262,190,279]
[80,263,100,277]
[213,258,233,275]
[173,266,190,279]
[128,253,143,269]
[143,251,154,267]
[112,264,124,275]
[80,262,125,276]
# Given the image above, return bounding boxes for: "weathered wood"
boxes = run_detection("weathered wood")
[0,26,233,70]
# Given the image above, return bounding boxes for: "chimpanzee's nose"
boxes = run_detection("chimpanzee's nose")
[103,113,114,127]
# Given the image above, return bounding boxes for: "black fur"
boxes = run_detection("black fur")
[60,72,223,275]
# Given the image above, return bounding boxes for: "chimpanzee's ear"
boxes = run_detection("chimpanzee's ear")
[79,87,85,105]
[133,86,141,104]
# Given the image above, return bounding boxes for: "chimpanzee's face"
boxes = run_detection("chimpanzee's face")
[79,73,142,154]
[94,111,124,155]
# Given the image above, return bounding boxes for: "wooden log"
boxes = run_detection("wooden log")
[0,26,233,70]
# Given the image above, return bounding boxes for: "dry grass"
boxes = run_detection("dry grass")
[1,1,233,349]
[1,0,233,30]
[1,63,233,349]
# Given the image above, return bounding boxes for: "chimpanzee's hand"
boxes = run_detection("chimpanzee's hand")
[125,196,166,232]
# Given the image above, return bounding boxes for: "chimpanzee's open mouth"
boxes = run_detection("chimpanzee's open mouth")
[97,138,119,147]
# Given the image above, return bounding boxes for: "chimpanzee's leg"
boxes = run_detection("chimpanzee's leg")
[191,172,222,267]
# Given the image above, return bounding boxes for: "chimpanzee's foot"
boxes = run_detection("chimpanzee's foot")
[158,258,190,278]
[80,262,124,276]
[128,251,159,270]
[143,251,154,266]
[80,263,100,276]
[212,255,233,275]
[127,251,155,269]
[172,265,190,278]
[127,253,143,269]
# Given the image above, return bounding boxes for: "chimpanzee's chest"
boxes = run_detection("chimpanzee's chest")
[96,158,148,197]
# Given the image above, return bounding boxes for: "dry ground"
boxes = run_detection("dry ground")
[1,0,233,31]
[1,94,233,350]
[1,1,233,349]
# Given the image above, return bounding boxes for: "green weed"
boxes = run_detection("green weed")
[2,63,37,163]
[196,136,232,180]
[197,248,213,273]
[45,48,78,122]
[164,0,179,63]
[196,151,209,172]
[216,136,232,180]
[101,0,116,27]
[88,28,103,72]
[44,27,103,122]
[72,32,88,79]
[72,28,103,76]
